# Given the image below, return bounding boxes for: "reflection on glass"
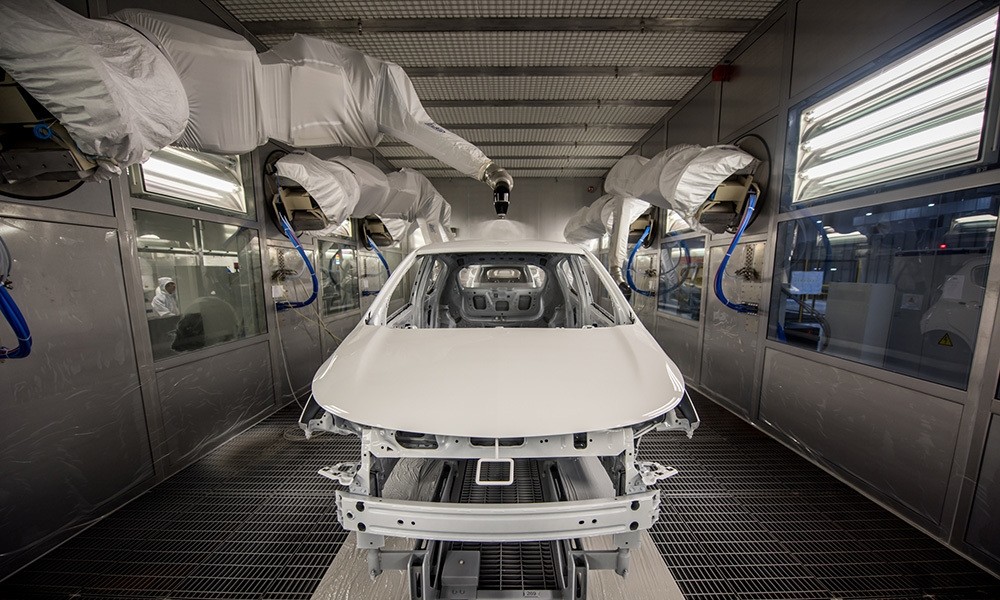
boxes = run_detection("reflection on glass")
[319,241,359,316]
[359,249,401,299]
[130,147,251,216]
[269,246,316,309]
[135,210,265,360]
[658,237,705,321]
[770,186,1000,389]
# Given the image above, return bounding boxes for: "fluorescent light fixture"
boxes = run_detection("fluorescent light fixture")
[954,214,998,224]
[826,231,868,245]
[793,9,998,203]
[135,147,248,214]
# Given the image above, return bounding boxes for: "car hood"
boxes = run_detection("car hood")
[312,324,685,438]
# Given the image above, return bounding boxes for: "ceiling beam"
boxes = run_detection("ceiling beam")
[390,155,623,161]
[412,167,608,172]
[378,141,636,147]
[441,123,653,130]
[406,66,703,77]
[423,99,677,108]
[247,17,757,35]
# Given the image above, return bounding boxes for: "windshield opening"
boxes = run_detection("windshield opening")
[373,251,629,329]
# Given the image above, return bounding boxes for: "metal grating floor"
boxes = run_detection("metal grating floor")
[0,407,361,600]
[2,396,999,599]
[450,459,560,591]
[643,395,1000,600]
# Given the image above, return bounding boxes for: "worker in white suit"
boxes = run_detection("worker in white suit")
[151,277,181,317]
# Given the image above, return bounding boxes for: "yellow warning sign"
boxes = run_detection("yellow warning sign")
[938,333,954,347]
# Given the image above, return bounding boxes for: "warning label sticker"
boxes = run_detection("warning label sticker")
[938,333,954,347]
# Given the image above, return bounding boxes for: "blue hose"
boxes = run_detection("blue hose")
[367,236,391,277]
[359,236,392,297]
[626,225,656,298]
[276,214,318,311]
[0,285,31,359]
[714,193,759,314]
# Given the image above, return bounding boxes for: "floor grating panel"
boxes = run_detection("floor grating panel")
[1,396,999,599]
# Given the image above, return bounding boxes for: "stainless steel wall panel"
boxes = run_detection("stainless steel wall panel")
[664,84,718,147]
[719,17,784,141]
[701,242,766,415]
[268,246,322,399]
[430,177,604,243]
[728,118,777,237]
[320,311,361,358]
[155,342,274,466]
[653,316,701,385]
[760,348,963,525]
[0,181,115,217]
[274,309,322,398]
[790,0,949,99]
[0,218,153,559]
[966,414,1000,561]
[56,0,87,15]
[640,125,667,158]
[106,0,230,26]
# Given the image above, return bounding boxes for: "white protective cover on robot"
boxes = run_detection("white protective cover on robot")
[604,144,756,224]
[563,194,651,280]
[259,35,491,179]
[0,0,188,181]
[111,9,267,155]
[275,153,452,242]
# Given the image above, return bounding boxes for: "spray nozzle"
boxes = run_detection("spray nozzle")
[482,162,513,218]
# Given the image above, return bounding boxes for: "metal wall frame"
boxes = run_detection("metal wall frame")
[636,0,1000,576]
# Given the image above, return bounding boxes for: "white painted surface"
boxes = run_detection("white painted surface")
[312,323,685,438]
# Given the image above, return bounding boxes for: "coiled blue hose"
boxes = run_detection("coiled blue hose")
[0,285,31,359]
[276,214,318,311]
[626,225,656,297]
[714,192,759,314]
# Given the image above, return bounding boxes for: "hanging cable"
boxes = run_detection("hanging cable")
[0,234,31,360]
[276,214,318,311]
[714,192,760,314]
[659,239,692,296]
[626,225,656,297]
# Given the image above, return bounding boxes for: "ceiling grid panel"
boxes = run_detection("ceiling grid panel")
[221,1,780,21]
[216,0,782,176]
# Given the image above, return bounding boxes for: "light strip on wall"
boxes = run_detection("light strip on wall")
[793,9,999,204]
[138,148,247,213]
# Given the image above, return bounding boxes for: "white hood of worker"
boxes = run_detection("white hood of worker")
[312,324,685,438]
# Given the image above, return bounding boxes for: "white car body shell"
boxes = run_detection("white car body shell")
[311,239,686,438]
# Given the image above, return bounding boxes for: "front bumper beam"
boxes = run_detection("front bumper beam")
[336,489,660,542]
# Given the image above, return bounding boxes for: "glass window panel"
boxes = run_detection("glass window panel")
[658,237,706,321]
[134,210,265,360]
[319,241,359,316]
[130,147,252,217]
[580,257,616,317]
[269,246,316,310]
[358,248,401,299]
[372,252,628,328]
[770,185,1000,389]
[791,10,998,204]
